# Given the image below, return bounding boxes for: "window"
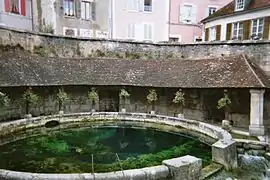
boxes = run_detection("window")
[209,26,216,41]
[144,0,152,12]
[10,0,20,14]
[169,37,179,42]
[251,18,264,37]
[64,28,77,36]
[127,0,139,11]
[232,22,243,39]
[208,7,216,16]
[143,23,153,40]
[64,0,75,16]
[179,4,196,23]
[81,1,91,20]
[127,24,135,39]
[235,0,244,11]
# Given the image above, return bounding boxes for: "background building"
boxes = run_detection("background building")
[202,0,270,42]
[169,0,231,43]
[32,0,110,38]
[111,0,170,42]
[0,0,33,31]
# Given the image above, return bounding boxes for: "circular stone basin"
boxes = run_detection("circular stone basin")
[0,127,211,173]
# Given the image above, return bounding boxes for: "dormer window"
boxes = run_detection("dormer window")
[235,0,244,11]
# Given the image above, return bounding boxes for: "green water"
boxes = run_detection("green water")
[0,127,211,173]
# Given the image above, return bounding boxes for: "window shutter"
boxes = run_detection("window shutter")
[179,4,184,22]
[243,20,251,40]
[81,2,85,19]
[138,0,144,12]
[148,24,153,40]
[59,0,64,15]
[226,23,232,40]
[92,2,96,21]
[263,16,270,40]
[205,28,209,41]
[21,0,26,16]
[4,0,10,12]
[191,5,197,23]
[75,1,81,18]
[216,25,221,40]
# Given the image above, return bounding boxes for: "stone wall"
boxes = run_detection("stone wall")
[0,26,270,73]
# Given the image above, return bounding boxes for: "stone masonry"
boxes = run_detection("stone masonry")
[0,26,270,74]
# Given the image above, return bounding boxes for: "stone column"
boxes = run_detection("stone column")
[249,89,265,136]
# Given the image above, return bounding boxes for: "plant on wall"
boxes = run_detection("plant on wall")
[147,89,158,111]
[173,89,185,114]
[22,87,40,115]
[217,89,232,120]
[0,91,10,108]
[119,88,130,110]
[56,88,69,111]
[88,87,99,110]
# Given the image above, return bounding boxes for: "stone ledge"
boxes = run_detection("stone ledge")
[0,112,232,141]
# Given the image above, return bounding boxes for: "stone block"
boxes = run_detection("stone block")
[162,155,202,180]
[212,139,238,170]
[249,125,265,136]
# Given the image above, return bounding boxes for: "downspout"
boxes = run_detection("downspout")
[168,0,171,41]
[110,0,113,39]
[31,0,34,31]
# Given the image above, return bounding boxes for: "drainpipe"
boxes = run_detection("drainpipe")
[31,0,34,31]
[110,0,113,39]
[168,0,171,41]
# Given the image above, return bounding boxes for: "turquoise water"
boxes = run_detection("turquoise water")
[0,127,211,173]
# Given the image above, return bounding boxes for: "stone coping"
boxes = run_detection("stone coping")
[0,112,232,141]
[0,26,270,46]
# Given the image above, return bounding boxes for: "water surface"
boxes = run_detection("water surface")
[0,127,211,173]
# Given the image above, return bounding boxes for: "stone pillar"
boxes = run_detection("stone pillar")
[249,89,265,136]
[162,155,202,180]
[212,139,238,170]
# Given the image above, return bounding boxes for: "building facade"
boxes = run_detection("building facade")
[0,0,33,31]
[202,0,270,42]
[169,0,231,43]
[111,0,170,42]
[32,0,110,38]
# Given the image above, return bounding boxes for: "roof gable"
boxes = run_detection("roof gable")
[201,0,270,23]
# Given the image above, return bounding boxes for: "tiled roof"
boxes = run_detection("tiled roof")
[201,0,270,23]
[0,50,269,88]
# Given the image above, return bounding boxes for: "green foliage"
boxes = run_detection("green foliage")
[172,89,185,106]
[88,87,99,105]
[146,89,158,103]
[119,89,130,99]
[22,89,40,105]
[0,91,10,108]
[56,88,69,103]
[217,91,231,109]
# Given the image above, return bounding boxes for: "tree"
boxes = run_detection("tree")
[0,91,10,108]
[88,87,99,111]
[22,87,40,115]
[147,89,158,112]
[56,88,69,111]
[217,89,232,120]
[119,88,130,110]
[173,89,185,114]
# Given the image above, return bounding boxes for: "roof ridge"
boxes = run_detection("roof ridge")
[242,54,265,88]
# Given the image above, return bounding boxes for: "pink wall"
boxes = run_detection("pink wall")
[169,0,231,43]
